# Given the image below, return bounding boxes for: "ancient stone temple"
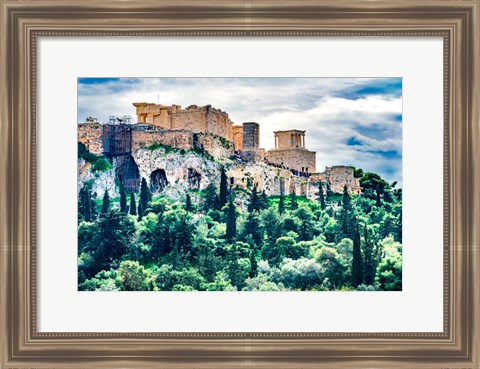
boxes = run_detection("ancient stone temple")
[132,102,235,142]
[265,130,316,173]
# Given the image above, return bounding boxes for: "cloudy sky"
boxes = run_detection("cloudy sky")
[78,77,402,185]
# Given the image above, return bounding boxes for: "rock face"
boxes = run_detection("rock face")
[77,158,117,197]
[132,148,222,201]
[78,146,361,202]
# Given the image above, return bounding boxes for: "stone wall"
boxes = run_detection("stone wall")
[77,123,103,155]
[131,129,194,151]
[265,148,316,173]
[197,132,234,159]
[232,125,243,151]
[171,108,208,133]
[133,102,235,142]
[241,122,260,161]
[131,129,234,159]
[325,166,361,194]
[206,108,234,141]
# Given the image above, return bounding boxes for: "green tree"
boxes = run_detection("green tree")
[150,212,172,260]
[85,209,136,276]
[352,224,363,287]
[258,190,269,210]
[219,166,228,208]
[185,193,193,212]
[227,242,241,287]
[116,260,150,291]
[376,255,402,291]
[119,181,127,213]
[278,185,286,214]
[129,193,136,216]
[203,182,219,211]
[294,205,317,241]
[248,183,260,212]
[289,190,298,210]
[101,190,110,215]
[342,185,352,211]
[318,182,326,210]
[249,250,258,278]
[137,198,144,221]
[140,177,151,210]
[225,198,237,241]
[338,185,356,241]
[79,183,94,222]
[363,226,376,285]
[242,211,263,248]
[360,172,389,203]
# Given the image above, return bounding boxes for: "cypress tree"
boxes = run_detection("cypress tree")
[129,193,137,216]
[219,166,228,208]
[249,250,258,278]
[318,182,326,210]
[352,223,363,287]
[203,183,218,211]
[185,193,193,212]
[137,198,143,221]
[290,190,298,210]
[363,226,376,285]
[248,183,260,212]
[243,211,263,248]
[101,190,110,215]
[90,193,97,220]
[151,212,171,259]
[342,185,352,211]
[119,182,127,213]
[259,190,269,210]
[278,183,285,214]
[226,198,237,241]
[375,184,382,207]
[140,178,150,210]
[80,186,92,222]
[227,242,240,287]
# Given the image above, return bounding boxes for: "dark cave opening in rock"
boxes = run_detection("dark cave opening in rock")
[187,168,201,189]
[150,169,169,194]
[116,155,140,193]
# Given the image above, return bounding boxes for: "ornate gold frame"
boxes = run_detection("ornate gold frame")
[1,1,479,368]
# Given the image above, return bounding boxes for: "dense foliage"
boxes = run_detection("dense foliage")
[78,169,402,291]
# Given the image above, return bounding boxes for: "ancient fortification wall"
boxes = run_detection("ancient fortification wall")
[232,125,243,151]
[325,166,361,194]
[241,122,261,161]
[78,123,103,155]
[131,129,234,159]
[265,149,316,174]
[133,103,235,142]
[131,129,194,151]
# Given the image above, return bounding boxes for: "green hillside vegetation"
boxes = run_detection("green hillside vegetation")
[78,165,402,291]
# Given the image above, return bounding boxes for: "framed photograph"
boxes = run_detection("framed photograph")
[1,1,479,368]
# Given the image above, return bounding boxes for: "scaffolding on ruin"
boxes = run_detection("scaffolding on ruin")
[103,124,132,156]
[102,124,140,192]
[108,115,133,125]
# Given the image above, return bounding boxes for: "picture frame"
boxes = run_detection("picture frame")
[0,0,478,368]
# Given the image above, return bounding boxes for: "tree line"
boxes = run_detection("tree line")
[78,165,402,291]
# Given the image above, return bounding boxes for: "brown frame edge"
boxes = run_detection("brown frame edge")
[0,1,478,368]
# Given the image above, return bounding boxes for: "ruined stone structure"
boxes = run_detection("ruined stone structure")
[265,130,316,173]
[325,166,362,194]
[78,101,363,199]
[232,125,243,151]
[241,122,261,162]
[133,102,235,142]
[78,122,103,155]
